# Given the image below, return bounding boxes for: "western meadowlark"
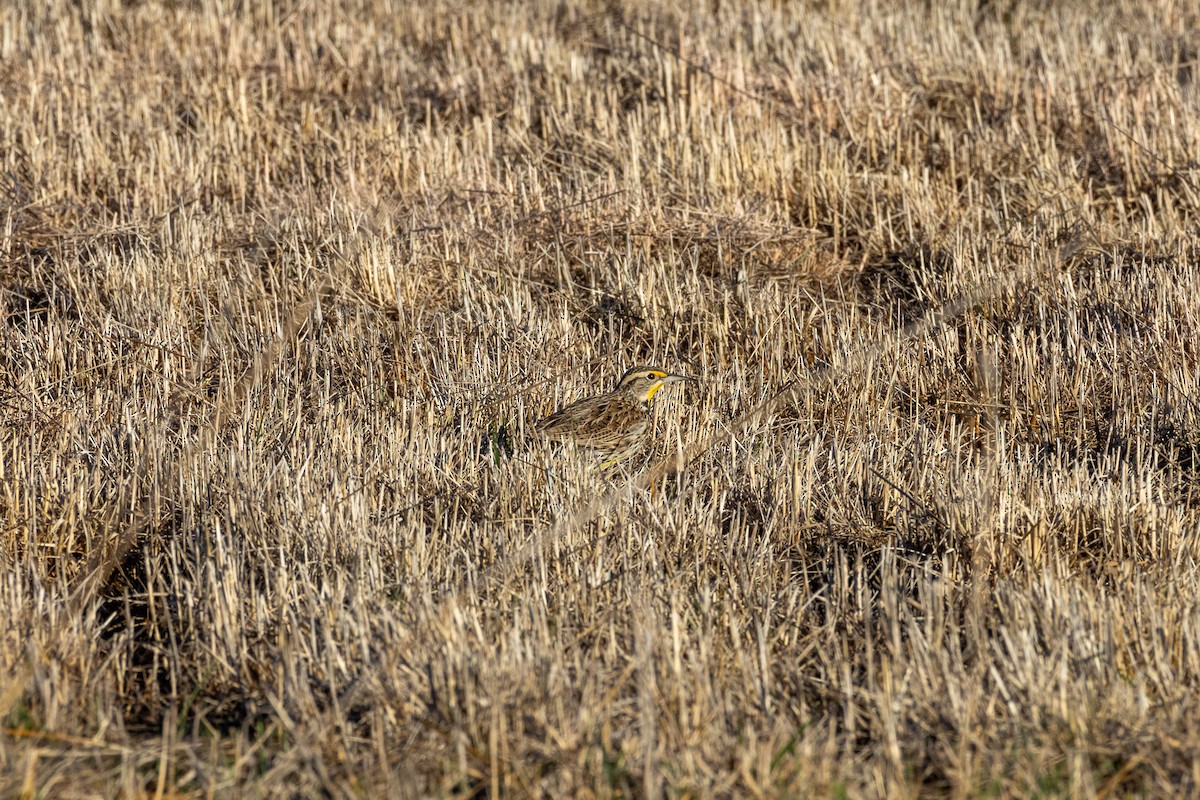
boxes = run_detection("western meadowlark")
[538,365,692,468]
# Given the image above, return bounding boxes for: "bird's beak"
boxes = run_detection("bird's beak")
[647,373,693,402]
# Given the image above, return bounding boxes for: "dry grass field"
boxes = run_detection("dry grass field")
[3,0,1200,796]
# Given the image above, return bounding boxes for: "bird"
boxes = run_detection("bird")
[537,365,692,468]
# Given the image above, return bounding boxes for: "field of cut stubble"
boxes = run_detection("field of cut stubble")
[3,0,1200,796]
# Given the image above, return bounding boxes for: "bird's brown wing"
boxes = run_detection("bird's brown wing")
[538,396,636,448]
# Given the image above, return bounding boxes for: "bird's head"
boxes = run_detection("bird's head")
[616,365,693,403]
